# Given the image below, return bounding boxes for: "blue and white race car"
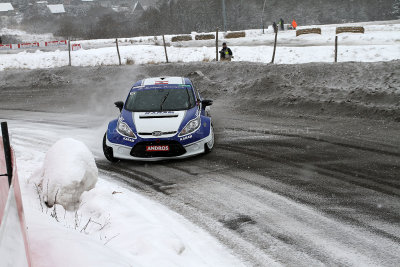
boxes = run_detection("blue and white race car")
[103,77,214,162]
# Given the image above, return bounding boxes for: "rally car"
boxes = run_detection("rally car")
[103,77,214,162]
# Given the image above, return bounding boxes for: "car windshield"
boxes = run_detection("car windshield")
[125,86,196,112]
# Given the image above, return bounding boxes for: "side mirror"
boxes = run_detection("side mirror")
[201,99,213,107]
[114,101,124,112]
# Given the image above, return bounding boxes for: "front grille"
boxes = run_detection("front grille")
[130,140,186,158]
[138,131,177,136]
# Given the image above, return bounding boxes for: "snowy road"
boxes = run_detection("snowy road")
[1,62,400,266]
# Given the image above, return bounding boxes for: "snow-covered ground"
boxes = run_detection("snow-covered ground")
[0,20,399,71]
[3,118,244,267]
[0,28,55,43]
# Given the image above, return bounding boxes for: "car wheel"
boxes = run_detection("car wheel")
[103,133,119,162]
[204,125,214,153]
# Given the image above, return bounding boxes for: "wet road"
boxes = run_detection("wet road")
[96,107,400,266]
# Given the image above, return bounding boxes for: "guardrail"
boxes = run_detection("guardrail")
[0,122,32,267]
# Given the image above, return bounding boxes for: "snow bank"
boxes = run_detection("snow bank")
[30,138,98,210]
[6,130,242,267]
[27,208,136,267]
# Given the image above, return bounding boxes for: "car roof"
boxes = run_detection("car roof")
[131,77,192,90]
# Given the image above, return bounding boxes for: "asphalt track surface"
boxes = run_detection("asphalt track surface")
[0,62,399,266]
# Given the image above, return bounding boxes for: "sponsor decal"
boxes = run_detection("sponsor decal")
[152,131,163,137]
[146,145,170,152]
[123,137,136,142]
[129,87,145,94]
[180,135,192,141]
[144,111,175,115]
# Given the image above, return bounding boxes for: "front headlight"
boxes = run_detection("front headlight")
[179,116,201,136]
[117,119,136,138]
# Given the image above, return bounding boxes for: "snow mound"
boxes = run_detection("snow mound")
[31,138,98,210]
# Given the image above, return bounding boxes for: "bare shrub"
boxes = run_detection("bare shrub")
[225,31,246,39]
[296,28,322,37]
[195,34,215,40]
[171,35,192,42]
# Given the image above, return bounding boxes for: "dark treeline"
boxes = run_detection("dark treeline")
[139,0,396,34]
[20,0,398,39]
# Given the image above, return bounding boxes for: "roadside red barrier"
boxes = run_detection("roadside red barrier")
[0,126,32,267]
[45,40,67,47]
[71,43,82,51]
[0,44,12,50]
[17,42,40,49]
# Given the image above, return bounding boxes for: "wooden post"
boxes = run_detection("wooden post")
[222,0,227,32]
[162,35,169,63]
[334,36,338,63]
[262,0,266,34]
[116,38,121,65]
[271,30,278,63]
[1,122,13,186]
[68,38,71,66]
[216,28,219,61]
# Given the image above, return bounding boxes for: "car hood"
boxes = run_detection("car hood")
[132,111,186,134]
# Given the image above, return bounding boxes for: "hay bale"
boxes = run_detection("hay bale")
[225,31,246,39]
[171,35,193,42]
[296,28,321,37]
[336,26,365,34]
[195,34,215,40]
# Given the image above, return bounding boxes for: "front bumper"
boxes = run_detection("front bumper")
[106,134,212,161]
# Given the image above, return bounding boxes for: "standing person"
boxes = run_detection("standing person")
[280,18,285,30]
[292,19,298,30]
[0,36,2,45]
[272,22,278,33]
[219,42,233,61]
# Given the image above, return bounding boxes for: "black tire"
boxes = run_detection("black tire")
[103,133,119,162]
[204,125,214,154]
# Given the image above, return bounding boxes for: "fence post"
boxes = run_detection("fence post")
[162,35,169,63]
[334,36,338,63]
[216,28,219,61]
[271,30,278,63]
[1,122,13,187]
[116,38,121,65]
[68,38,71,66]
